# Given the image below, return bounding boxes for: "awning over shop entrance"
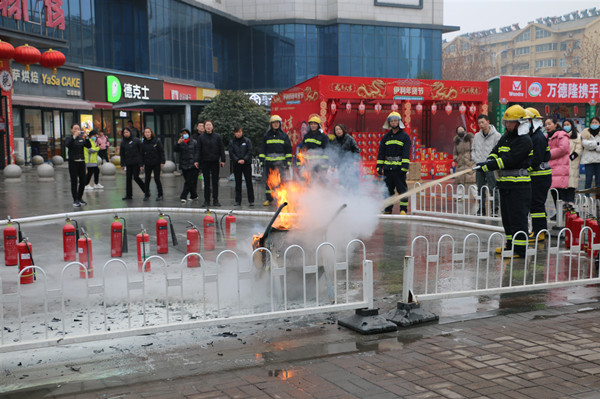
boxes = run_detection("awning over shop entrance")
[12,94,93,110]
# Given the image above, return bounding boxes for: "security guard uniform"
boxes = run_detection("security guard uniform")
[479,105,532,257]
[377,112,411,214]
[259,115,293,204]
[526,108,551,239]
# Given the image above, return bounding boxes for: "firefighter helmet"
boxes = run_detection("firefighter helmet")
[308,115,321,125]
[383,111,405,130]
[502,105,527,121]
[525,107,542,119]
[270,115,282,123]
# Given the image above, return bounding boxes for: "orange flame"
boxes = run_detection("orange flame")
[266,166,311,230]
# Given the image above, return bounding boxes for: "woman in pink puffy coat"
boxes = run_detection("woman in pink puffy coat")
[545,117,571,207]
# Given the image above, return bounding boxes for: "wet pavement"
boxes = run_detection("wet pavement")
[0,166,599,398]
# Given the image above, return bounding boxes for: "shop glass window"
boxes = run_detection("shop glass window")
[24,109,42,138]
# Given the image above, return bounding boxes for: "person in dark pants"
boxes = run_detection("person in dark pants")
[259,115,292,206]
[174,128,199,202]
[64,123,91,207]
[228,126,255,206]
[119,127,146,200]
[141,127,165,201]
[197,120,226,207]
[476,105,532,258]
[525,107,552,242]
[377,112,411,215]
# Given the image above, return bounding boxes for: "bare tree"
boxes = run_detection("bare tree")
[566,31,600,78]
[442,43,496,81]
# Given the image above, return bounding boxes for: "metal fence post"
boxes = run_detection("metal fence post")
[363,260,373,309]
[403,256,414,303]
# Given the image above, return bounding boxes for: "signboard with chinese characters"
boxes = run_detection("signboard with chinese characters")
[0,0,65,30]
[83,70,163,103]
[12,64,82,98]
[247,92,276,107]
[163,82,196,100]
[499,75,600,104]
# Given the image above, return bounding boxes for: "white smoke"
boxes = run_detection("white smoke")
[286,146,386,251]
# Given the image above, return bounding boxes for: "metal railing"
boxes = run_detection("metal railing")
[410,183,500,219]
[0,240,371,353]
[404,229,600,302]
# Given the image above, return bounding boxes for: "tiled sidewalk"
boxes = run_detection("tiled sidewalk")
[28,303,600,399]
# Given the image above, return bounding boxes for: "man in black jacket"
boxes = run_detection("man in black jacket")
[197,120,226,207]
[64,123,91,207]
[229,126,255,206]
[120,127,146,200]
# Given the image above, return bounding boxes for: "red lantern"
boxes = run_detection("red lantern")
[391,101,399,112]
[40,49,66,75]
[330,101,337,113]
[0,40,14,68]
[345,100,351,114]
[14,44,41,71]
[374,102,382,114]
[415,102,423,115]
[431,103,437,115]
[358,101,365,115]
[445,103,453,115]
[573,105,579,115]
[545,105,550,115]
[469,103,477,116]
[459,103,467,115]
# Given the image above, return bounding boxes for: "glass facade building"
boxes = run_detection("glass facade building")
[57,0,442,91]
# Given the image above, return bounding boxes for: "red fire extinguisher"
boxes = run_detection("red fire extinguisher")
[136,226,151,272]
[186,222,200,268]
[156,212,178,254]
[4,216,22,266]
[78,227,93,279]
[203,210,215,251]
[63,218,79,262]
[110,215,124,257]
[220,211,236,249]
[17,238,34,284]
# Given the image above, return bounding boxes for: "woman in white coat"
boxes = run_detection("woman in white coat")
[562,119,582,205]
[580,116,600,190]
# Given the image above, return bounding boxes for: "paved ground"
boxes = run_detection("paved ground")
[5,303,600,399]
[1,166,600,398]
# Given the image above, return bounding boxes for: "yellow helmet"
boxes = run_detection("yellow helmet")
[383,111,405,130]
[502,104,527,121]
[308,115,321,125]
[525,107,542,119]
[387,111,402,120]
[269,115,282,123]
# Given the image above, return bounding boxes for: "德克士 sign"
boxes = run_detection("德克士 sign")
[83,70,163,104]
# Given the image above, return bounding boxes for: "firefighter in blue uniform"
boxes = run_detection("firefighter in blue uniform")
[476,105,533,258]
[297,115,329,175]
[525,107,552,242]
[377,111,411,215]
[260,115,293,206]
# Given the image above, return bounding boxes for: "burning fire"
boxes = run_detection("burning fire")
[266,164,308,230]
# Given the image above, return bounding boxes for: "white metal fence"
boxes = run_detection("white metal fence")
[403,229,600,302]
[0,240,371,353]
[410,183,500,219]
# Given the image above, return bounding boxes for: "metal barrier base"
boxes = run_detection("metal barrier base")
[337,308,397,335]
[386,302,439,328]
